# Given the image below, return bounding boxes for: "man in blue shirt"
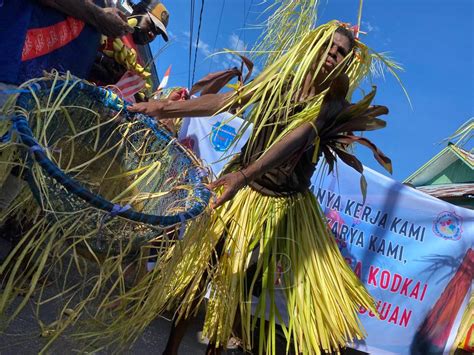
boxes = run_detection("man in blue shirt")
[0,0,133,256]
[0,0,133,85]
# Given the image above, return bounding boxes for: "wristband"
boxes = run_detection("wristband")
[238,170,249,186]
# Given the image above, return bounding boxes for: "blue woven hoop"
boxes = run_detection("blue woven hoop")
[13,79,210,227]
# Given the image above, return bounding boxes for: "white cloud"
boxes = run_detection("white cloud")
[164,30,178,42]
[229,33,247,52]
[195,39,212,57]
[180,31,213,58]
[362,21,379,33]
[177,31,259,77]
[218,34,261,75]
[224,53,242,68]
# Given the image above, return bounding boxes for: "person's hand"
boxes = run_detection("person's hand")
[92,7,133,38]
[128,99,169,117]
[168,88,190,101]
[208,171,247,209]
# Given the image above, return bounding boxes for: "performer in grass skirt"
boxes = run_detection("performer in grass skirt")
[107,19,396,355]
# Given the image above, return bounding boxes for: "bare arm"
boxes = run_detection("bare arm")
[209,121,317,208]
[209,74,350,208]
[242,122,317,181]
[128,89,255,119]
[38,0,96,17]
[128,92,231,118]
[37,0,132,37]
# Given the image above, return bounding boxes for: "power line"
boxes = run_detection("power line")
[191,0,205,86]
[238,0,254,51]
[208,0,226,73]
[243,0,246,43]
[188,0,196,88]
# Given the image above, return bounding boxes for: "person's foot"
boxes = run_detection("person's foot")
[226,336,242,350]
[197,331,209,345]
[197,331,242,350]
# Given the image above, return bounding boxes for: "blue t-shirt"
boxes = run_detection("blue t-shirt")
[0,0,102,84]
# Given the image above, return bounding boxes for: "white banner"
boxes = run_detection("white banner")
[179,118,474,354]
[314,161,473,354]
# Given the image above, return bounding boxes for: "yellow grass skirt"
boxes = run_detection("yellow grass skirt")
[103,186,375,354]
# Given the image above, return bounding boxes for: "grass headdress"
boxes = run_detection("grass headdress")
[228,20,377,157]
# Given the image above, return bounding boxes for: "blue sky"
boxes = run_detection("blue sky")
[149,0,473,181]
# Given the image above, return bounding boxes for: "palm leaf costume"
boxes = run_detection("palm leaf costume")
[80,14,396,355]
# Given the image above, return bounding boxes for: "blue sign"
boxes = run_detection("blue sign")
[210,122,236,152]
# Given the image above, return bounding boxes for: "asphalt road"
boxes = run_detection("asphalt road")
[0,237,249,354]
[0,237,368,355]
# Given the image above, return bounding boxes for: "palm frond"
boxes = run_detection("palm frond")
[251,0,320,66]
[444,117,473,148]
[368,48,412,108]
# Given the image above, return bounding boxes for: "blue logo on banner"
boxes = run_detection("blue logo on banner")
[210,122,236,152]
[433,211,463,241]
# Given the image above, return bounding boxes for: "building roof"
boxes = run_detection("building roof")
[416,183,474,198]
[404,144,473,187]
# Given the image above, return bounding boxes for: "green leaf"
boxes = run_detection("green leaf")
[326,116,386,136]
[322,147,336,174]
[335,134,393,174]
[333,147,364,174]
[333,86,377,123]
[360,174,368,204]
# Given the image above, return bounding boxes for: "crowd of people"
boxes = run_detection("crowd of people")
[0,1,395,354]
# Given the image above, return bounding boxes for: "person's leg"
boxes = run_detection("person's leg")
[163,237,226,355]
[205,343,223,355]
[162,275,212,355]
[205,241,250,354]
[162,316,196,355]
